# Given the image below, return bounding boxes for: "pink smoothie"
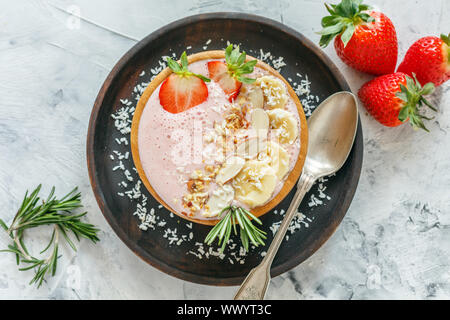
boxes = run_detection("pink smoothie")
[137,59,302,220]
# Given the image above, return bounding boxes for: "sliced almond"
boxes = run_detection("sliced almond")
[247,85,264,109]
[251,108,269,137]
[236,84,264,109]
[236,137,267,159]
[215,156,245,185]
[203,184,234,218]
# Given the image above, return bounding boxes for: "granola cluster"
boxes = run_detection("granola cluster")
[182,166,219,216]
[224,104,249,131]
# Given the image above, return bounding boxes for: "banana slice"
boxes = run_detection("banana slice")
[251,108,269,138]
[262,141,290,180]
[233,160,277,208]
[236,83,264,109]
[204,184,234,218]
[215,156,245,185]
[236,137,267,159]
[266,109,299,144]
[255,76,287,109]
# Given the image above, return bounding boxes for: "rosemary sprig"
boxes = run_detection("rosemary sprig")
[204,206,267,253]
[0,185,100,288]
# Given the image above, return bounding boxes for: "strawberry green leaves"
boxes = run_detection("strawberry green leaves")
[441,33,450,46]
[166,51,211,82]
[224,44,258,84]
[207,44,256,102]
[396,74,436,131]
[318,0,375,47]
[442,33,450,63]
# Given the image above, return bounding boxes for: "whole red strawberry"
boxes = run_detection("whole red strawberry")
[358,72,436,131]
[397,34,450,87]
[319,0,398,75]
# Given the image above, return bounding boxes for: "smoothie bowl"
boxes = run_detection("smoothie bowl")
[131,46,308,228]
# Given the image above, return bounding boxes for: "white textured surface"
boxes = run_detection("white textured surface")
[0,0,449,299]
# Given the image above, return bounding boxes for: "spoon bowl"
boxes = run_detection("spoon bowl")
[234,91,359,300]
[305,91,359,178]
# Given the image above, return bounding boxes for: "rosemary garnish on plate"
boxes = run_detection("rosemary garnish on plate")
[204,206,267,253]
[0,185,100,288]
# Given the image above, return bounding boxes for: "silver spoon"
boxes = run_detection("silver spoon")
[234,91,359,300]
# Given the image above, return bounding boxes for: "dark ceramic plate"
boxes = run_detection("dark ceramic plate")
[87,13,363,286]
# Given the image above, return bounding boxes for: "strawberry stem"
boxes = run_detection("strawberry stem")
[395,74,436,132]
[224,45,257,84]
[318,0,375,48]
[441,33,450,63]
[166,51,211,82]
[441,33,450,46]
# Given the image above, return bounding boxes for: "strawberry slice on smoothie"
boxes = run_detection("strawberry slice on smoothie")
[208,45,257,102]
[159,52,210,114]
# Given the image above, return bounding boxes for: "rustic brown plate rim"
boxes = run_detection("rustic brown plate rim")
[87,12,363,286]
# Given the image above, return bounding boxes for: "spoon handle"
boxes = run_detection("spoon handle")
[234,172,316,300]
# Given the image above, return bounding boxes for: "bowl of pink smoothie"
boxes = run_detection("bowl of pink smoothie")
[131,50,308,226]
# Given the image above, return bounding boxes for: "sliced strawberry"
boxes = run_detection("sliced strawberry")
[158,51,210,114]
[207,45,258,102]
[208,61,242,102]
[159,74,208,114]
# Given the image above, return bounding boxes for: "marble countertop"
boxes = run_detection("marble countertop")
[0,0,449,300]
